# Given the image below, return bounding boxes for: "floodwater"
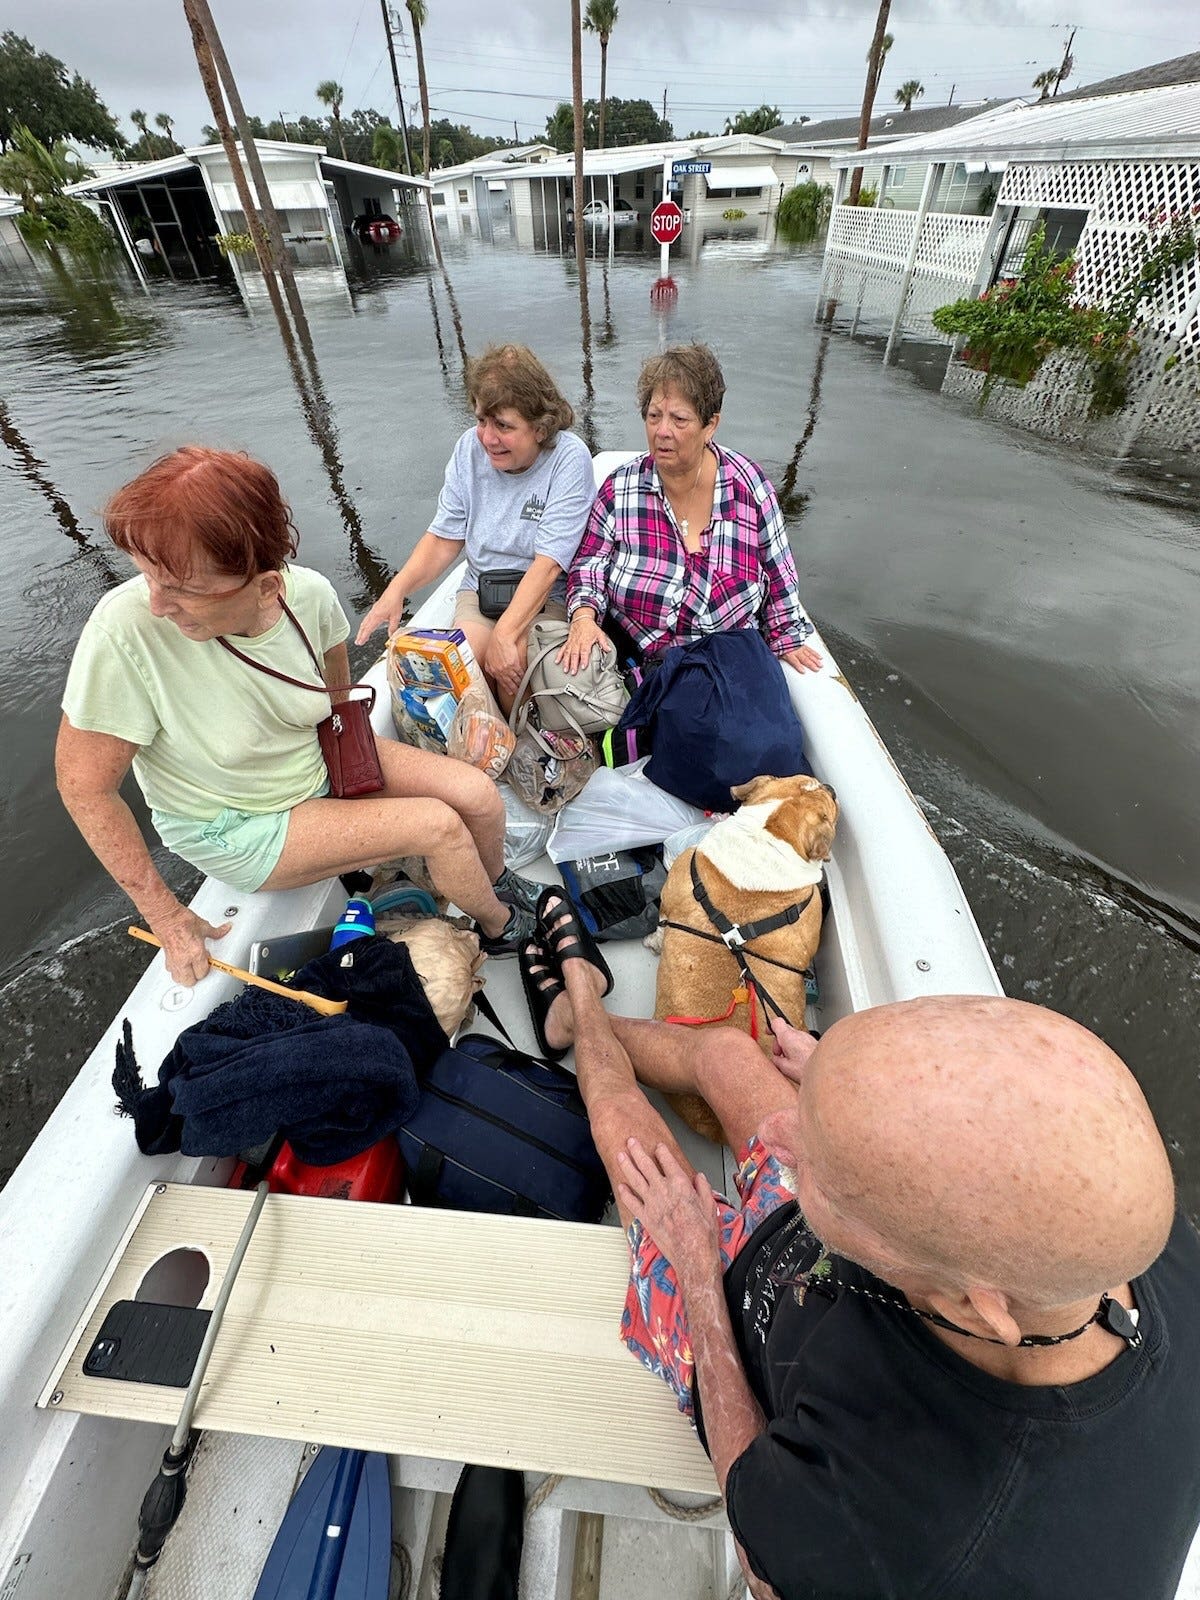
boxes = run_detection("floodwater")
[2,218,1198,1213]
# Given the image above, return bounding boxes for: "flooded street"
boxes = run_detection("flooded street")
[2,223,1198,1208]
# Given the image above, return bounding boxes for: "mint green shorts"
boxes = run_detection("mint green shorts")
[152,786,327,892]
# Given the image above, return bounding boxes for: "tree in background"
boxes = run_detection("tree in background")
[1032,68,1058,100]
[372,123,403,170]
[724,104,783,135]
[895,80,923,111]
[582,0,618,151]
[405,0,433,177]
[315,80,348,159]
[154,111,179,151]
[545,96,670,151]
[0,124,112,250]
[848,1,891,205]
[869,31,894,99]
[129,108,150,146]
[0,32,123,155]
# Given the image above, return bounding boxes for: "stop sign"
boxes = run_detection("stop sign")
[649,200,684,245]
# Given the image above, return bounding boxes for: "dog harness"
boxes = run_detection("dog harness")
[659,856,817,1039]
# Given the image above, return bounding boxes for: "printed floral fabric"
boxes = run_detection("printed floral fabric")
[620,1135,797,1417]
[568,448,813,659]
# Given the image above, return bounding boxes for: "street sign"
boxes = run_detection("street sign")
[650,200,684,246]
[672,160,712,176]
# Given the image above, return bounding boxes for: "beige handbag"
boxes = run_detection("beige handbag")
[510,619,628,741]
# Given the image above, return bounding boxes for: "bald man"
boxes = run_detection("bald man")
[539,931,1200,1600]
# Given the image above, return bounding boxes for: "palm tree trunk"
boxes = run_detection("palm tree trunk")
[334,112,348,162]
[411,13,432,179]
[571,0,587,273]
[848,0,891,205]
[598,36,608,150]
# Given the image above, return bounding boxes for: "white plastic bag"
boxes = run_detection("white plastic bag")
[548,761,707,864]
[662,820,717,870]
[500,781,555,869]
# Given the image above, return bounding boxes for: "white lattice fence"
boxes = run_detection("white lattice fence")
[823,205,991,338]
[989,158,1200,451]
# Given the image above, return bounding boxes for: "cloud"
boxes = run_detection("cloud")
[6,0,1197,147]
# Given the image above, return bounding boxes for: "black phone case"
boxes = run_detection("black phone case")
[82,1300,212,1388]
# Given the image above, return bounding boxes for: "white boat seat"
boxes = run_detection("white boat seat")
[42,1183,717,1496]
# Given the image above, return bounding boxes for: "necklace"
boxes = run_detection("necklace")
[671,455,707,542]
[770,1262,1143,1350]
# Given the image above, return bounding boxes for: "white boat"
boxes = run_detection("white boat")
[3,453,1194,1600]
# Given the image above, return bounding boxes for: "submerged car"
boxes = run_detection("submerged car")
[566,197,639,227]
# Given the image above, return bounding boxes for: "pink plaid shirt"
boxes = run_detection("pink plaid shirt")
[567,447,813,659]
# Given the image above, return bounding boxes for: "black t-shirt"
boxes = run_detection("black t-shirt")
[703,1204,1200,1600]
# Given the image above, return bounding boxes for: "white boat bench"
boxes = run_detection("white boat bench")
[41,1183,717,1498]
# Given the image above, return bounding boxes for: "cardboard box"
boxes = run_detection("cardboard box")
[387,628,474,699]
[391,685,458,752]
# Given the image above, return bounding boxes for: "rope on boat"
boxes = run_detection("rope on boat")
[525,1471,565,1516]
[390,1537,412,1600]
[645,1485,725,1521]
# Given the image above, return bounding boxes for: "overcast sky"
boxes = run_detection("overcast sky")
[9,0,1200,148]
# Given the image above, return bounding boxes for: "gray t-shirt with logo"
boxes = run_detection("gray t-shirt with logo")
[430,426,596,603]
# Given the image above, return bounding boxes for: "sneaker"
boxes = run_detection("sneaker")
[493,866,544,918]
[476,903,537,959]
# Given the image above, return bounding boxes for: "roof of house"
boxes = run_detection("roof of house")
[1059,49,1200,101]
[486,134,788,184]
[828,79,1200,167]
[68,143,429,197]
[766,100,1016,146]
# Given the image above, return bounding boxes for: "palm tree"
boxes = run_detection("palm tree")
[869,31,893,99]
[848,2,891,205]
[154,112,178,153]
[315,80,348,160]
[1032,68,1058,101]
[405,0,432,178]
[894,80,923,112]
[130,108,149,151]
[583,0,618,151]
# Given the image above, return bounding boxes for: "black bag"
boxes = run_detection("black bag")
[560,848,666,942]
[396,1033,611,1222]
[477,568,526,619]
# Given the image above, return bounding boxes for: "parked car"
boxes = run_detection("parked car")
[566,197,639,227]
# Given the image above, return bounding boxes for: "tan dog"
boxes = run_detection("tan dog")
[652,773,838,1143]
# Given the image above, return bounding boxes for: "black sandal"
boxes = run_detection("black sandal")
[535,887,614,999]
[518,934,569,1062]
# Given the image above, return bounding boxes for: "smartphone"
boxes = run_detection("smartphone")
[82,1300,212,1388]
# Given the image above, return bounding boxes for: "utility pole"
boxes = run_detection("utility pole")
[1052,26,1076,97]
[848,0,891,206]
[947,82,955,106]
[513,119,519,143]
[662,86,668,125]
[278,111,290,140]
[380,0,414,174]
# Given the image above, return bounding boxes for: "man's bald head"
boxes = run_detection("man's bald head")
[799,996,1174,1309]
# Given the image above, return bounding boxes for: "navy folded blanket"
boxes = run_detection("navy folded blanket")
[113,938,447,1166]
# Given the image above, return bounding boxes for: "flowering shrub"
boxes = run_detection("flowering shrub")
[933,210,1200,415]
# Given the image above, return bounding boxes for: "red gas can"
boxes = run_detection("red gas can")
[242,1138,406,1203]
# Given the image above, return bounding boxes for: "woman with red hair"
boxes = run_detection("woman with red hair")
[57,447,537,985]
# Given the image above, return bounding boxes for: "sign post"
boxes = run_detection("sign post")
[650,200,684,270]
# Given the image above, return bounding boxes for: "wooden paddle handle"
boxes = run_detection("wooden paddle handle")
[127,926,348,1016]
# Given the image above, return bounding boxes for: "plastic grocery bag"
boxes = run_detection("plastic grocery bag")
[662,820,717,870]
[500,781,555,869]
[548,761,707,864]
[448,686,515,780]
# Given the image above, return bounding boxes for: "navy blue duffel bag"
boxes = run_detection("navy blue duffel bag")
[616,628,812,813]
[396,1033,611,1223]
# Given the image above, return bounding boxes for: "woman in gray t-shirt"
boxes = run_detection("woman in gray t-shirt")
[357,344,596,711]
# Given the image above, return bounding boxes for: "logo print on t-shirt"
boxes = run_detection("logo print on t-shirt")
[520,494,546,522]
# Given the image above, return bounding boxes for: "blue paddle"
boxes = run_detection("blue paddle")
[252,1447,391,1600]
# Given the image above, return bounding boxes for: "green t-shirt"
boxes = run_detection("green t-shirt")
[62,564,351,819]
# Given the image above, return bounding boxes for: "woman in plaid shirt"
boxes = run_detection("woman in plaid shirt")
[560,345,822,676]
